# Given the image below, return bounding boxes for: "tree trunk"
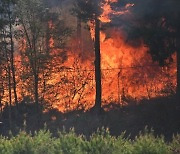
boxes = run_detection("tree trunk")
[34,73,39,113]
[94,17,102,112]
[7,65,12,130]
[8,4,18,108]
[10,48,18,107]
[32,30,39,114]
[4,29,12,129]
[176,39,180,99]
[9,25,18,108]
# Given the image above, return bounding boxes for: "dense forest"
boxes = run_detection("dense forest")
[0,0,180,153]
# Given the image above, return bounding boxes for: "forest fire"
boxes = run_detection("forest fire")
[1,1,180,151]
[0,0,177,112]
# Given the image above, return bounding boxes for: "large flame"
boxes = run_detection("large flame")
[1,0,177,112]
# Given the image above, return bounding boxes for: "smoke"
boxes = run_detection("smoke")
[43,0,66,7]
[108,0,180,66]
[111,0,180,39]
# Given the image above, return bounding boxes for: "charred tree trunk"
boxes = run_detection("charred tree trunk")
[32,32,39,114]
[7,65,12,129]
[7,2,18,109]
[10,43,18,107]
[34,73,39,113]
[176,39,180,99]
[33,45,39,114]
[93,17,102,112]
[9,19,18,108]
[4,29,12,129]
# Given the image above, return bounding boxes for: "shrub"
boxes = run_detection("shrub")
[54,128,85,154]
[33,129,56,154]
[113,133,133,154]
[10,131,34,154]
[132,129,170,154]
[0,136,13,154]
[84,128,116,154]
[0,128,178,154]
[170,134,180,154]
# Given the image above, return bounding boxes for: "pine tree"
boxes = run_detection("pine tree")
[73,0,105,113]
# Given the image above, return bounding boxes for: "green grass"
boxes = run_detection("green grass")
[0,128,179,154]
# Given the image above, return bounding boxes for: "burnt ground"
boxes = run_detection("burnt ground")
[0,95,179,141]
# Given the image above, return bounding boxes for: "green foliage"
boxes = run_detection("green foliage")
[85,128,116,154]
[0,128,178,154]
[113,133,133,154]
[170,134,180,154]
[54,128,85,154]
[33,130,56,154]
[132,129,170,154]
[0,136,13,154]
[10,131,34,154]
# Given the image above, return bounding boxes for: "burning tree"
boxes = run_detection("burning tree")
[0,0,18,109]
[0,0,19,127]
[15,0,70,113]
[112,0,180,98]
[73,0,105,112]
[0,0,177,114]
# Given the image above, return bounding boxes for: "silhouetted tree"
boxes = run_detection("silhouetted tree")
[15,0,70,113]
[0,0,18,128]
[73,0,104,113]
[0,0,18,108]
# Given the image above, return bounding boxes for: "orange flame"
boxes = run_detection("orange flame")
[0,1,176,112]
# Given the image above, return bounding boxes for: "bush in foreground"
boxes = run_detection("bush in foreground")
[0,128,179,154]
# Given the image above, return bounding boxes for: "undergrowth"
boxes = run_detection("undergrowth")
[0,128,179,154]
